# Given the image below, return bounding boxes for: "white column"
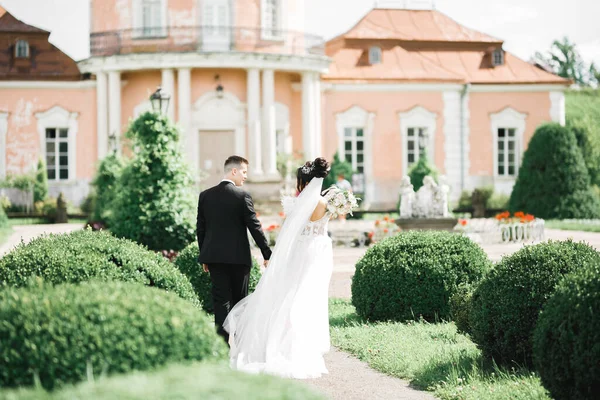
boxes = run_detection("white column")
[313,73,322,157]
[96,71,108,160]
[247,68,263,177]
[108,71,121,154]
[550,91,566,126]
[262,69,278,177]
[161,69,176,121]
[177,68,193,164]
[302,72,315,160]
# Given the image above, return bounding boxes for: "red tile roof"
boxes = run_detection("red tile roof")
[0,10,49,34]
[325,8,570,85]
[341,8,501,43]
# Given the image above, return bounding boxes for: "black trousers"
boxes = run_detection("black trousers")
[207,263,251,344]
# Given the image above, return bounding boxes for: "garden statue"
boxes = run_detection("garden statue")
[55,192,68,223]
[398,176,415,218]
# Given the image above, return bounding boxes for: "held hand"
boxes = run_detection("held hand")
[202,263,209,273]
[263,260,269,268]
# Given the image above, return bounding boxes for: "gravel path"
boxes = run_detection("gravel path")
[0,223,84,256]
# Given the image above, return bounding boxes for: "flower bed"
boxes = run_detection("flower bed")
[454,211,545,244]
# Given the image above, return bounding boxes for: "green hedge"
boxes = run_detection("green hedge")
[0,229,198,305]
[0,281,227,390]
[449,283,474,335]
[470,240,600,366]
[351,231,490,322]
[174,242,262,313]
[533,259,600,400]
[0,362,325,400]
[509,123,600,219]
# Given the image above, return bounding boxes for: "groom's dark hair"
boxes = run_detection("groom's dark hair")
[224,155,249,172]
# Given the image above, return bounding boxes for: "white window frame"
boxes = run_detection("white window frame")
[399,106,437,176]
[369,46,382,64]
[336,105,375,200]
[261,0,283,40]
[15,40,29,58]
[133,0,168,38]
[493,49,504,66]
[35,106,78,183]
[490,107,526,180]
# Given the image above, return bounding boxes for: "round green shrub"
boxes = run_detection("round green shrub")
[0,281,227,390]
[0,362,325,400]
[509,122,600,219]
[533,260,600,400]
[470,240,600,366]
[174,242,262,314]
[351,231,490,322]
[109,112,195,251]
[449,283,474,335]
[0,229,198,305]
[0,200,8,228]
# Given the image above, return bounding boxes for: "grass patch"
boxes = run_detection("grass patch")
[7,217,88,227]
[0,226,13,247]
[0,361,325,400]
[329,299,550,400]
[545,220,600,232]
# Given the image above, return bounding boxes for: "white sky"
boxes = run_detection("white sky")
[1,0,599,66]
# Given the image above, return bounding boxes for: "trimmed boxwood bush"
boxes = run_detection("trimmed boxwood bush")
[533,259,600,400]
[0,362,325,400]
[509,122,600,219]
[0,229,198,305]
[470,240,600,366]
[449,283,475,335]
[351,231,490,322]
[0,281,227,390]
[109,112,195,251]
[174,242,262,313]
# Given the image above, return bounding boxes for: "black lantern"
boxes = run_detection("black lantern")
[215,74,224,99]
[108,131,117,154]
[150,86,171,115]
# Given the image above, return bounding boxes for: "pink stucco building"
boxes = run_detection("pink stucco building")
[0,1,569,209]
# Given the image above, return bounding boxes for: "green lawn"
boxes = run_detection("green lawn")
[0,226,13,247]
[329,299,550,400]
[545,220,600,232]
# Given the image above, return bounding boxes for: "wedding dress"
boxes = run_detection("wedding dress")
[223,177,333,379]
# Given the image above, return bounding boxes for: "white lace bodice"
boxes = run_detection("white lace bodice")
[282,196,330,240]
[300,214,330,240]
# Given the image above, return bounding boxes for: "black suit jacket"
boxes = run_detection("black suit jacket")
[196,181,272,267]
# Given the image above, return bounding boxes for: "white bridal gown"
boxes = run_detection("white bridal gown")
[223,177,333,379]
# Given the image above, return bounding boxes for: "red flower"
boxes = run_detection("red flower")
[368,231,374,239]
[514,211,525,218]
[383,215,390,222]
[384,228,389,233]
[459,219,468,226]
[375,220,381,227]
[279,211,285,218]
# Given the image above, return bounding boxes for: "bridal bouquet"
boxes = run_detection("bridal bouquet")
[323,186,360,218]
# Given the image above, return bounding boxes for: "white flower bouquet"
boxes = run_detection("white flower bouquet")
[323,186,360,218]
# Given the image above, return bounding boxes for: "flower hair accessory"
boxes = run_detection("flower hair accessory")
[301,164,313,174]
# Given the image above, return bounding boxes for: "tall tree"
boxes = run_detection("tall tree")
[533,37,587,85]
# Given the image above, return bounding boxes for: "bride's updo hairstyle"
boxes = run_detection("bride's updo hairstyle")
[296,157,330,193]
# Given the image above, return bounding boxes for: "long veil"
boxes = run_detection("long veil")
[223,177,324,372]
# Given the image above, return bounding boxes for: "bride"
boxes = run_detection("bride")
[223,157,335,379]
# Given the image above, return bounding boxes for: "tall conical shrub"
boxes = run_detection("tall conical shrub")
[109,112,195,251]
[33,158,48,203]
[91,153,123,222]
[509,123,600,219]
[408,149,438,191]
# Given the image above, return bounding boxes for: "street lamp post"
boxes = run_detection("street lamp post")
[150,86,171,115]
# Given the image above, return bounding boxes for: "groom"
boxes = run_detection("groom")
[196,155,272,344]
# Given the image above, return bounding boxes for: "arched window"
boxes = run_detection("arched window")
[15,40,29,58]
[369,46,382,65]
